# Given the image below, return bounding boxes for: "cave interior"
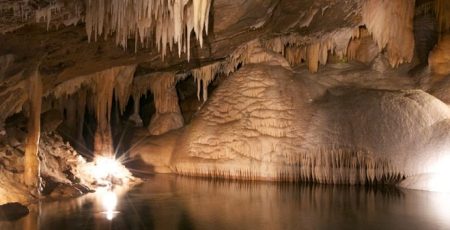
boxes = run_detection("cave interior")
[0,0,450,228]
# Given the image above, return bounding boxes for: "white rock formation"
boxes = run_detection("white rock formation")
[130,48,450,191]
[85,0,212,60]
[134,72,184,135]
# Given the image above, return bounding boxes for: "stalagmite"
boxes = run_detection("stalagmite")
[23,70,42,191]
[362,0,415,67]
[134,72,184,135]
[92,67,135,156]
[92,71,115,156]
[85,0,212,60]
[129,97,143,127]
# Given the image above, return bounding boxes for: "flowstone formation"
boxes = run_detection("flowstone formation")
[0,0,450,205]
[132,48,450,189]
[173,59,309,180]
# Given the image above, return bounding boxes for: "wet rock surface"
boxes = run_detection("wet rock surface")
[0,202,29,221]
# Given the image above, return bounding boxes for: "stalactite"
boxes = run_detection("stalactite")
[53,65,136,117]
[436,0,450,33]
[307,43,320,73]
[52,65,137,155]
[237,0,414,71]
[284,46,306,66]
[428,34,450,76]
[23,70,42,191]
[35,4,54,31]
[362,0,415,67]
[224,39,291,75]
[33,1,80,31]
[318,39,332,65]
[0,77,28,125]
[265,37,285,55]
[114,67,135,114]
[347,28,379,64]
[1,0,82,33]
[173,149,400,184]
[191,62,222,102]
[92,70,115,156]
[261,28,356,73]
[85,0,212,60]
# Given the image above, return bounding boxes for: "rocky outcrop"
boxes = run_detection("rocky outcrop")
[0,131,94,205]
[0,202,29,221]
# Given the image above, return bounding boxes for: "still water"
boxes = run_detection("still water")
[2,175,450,230]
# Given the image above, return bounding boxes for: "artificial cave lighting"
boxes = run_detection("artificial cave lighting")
[80,155,134,188]
[1,0,450,229]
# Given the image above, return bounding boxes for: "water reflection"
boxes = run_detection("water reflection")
[98,188,119,221]
[1,175,450,229]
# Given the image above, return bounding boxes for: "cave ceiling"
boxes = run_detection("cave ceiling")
[0,0,360,82]
[2,0,442,126]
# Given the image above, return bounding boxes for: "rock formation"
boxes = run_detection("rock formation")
[131,49,450,187]
[1,0,450,207]
[0,131,94,205]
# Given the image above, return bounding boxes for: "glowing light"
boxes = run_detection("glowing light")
[92,156,119,180]
[80,155,133,187]
[429,156,450,193]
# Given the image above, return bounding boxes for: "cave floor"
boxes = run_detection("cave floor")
[1,175,449,230]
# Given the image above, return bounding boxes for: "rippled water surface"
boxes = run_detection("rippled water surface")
[2,175,450,230]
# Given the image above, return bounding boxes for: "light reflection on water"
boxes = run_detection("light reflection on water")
[1,175,450,230]
[98,188,120,221]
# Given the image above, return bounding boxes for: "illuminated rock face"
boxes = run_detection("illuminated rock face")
[172,63,310,180]
[0,132,94,205]
[167,54,450,186]
[1,0,449,196]
[429,34,450,76]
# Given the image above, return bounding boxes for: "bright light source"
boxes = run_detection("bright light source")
[92,156,119,180]
[80,155,133,187]
[429,156,450,193]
